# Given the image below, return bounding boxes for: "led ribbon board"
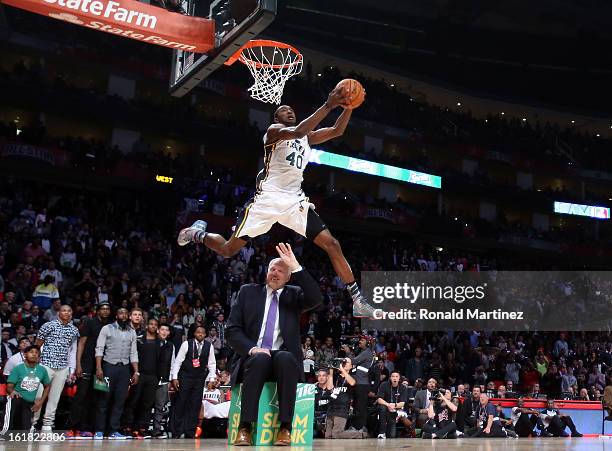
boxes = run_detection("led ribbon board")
[554,201,610,219]
[310,149,442,189]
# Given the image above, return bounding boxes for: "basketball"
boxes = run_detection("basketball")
[336,78,366,109]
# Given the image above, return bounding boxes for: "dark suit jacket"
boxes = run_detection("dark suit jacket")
[226,269,322,386]
[413,389,433,411]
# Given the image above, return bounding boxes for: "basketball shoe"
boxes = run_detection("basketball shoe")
[352,294,376,319]
[177,220,207,246]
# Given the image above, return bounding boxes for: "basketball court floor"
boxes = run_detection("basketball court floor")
[1,438,611,451]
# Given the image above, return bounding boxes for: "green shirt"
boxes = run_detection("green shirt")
[7,363,50,403]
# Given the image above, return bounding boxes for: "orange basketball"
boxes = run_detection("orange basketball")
[336,78,365,109]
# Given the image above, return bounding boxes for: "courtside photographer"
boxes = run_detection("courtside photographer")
[421,388,459,439]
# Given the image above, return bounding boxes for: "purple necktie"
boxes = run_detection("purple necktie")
[261,290,278,350]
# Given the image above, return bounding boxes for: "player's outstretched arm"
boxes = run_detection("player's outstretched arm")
[266,88,348,143]
[308,107,352,145]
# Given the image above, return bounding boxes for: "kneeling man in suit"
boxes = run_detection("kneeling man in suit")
[226,243,322,446]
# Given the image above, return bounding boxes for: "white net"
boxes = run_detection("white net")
[239,43,303,105]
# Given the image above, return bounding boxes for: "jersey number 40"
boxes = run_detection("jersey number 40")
[286,152,304,169]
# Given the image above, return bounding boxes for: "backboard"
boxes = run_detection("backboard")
[169,0,276,97]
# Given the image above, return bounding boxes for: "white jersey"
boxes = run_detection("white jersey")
[257,134,312,195]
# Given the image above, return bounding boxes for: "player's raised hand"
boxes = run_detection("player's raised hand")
[326,86,350,109]
[275,243,300,272]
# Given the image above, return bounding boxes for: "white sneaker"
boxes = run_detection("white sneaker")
[177,220,207,246]
[41,426,52,432]
[377,434,386,439]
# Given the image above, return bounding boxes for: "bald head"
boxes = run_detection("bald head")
[266,258,291,290]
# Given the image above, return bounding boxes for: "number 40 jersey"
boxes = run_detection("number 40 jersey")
[257,135,312,195]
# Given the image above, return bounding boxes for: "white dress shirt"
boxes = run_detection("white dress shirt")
[256,286,284,351]
[171,339,216,381]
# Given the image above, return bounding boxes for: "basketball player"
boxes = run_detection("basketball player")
[178,86,375,317]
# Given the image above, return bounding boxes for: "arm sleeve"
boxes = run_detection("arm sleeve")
[352,350,370,367]
[206,343,217,382]
[376,383,386,400]
[7,367,18,384]
[225,286,258,357]
[130,331,138,363]
[171,341,188,380]
[37,322,50,341]
[41,367,51,385]
[291,270,323,313]
[95,325,108,358]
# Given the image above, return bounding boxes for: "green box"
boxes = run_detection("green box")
[228,382,315,446]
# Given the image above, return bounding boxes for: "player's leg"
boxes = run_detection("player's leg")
[177,220,246,258]
[306,209,375,318]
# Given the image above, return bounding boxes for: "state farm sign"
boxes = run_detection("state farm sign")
[3,0,215,52]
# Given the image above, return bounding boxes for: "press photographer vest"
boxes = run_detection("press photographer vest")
[178,339,211,379]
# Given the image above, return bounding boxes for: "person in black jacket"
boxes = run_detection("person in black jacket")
[169,326,216,438]
[152,323,174,438]
[122,318,161,437]
[347,336,374,433]
[540,398,583,437]
[376,371,408,439]
[226,243,322,446]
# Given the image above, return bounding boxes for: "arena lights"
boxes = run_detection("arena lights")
[155,175,173,184]
[554,201,610,220]
[310,149,442,189]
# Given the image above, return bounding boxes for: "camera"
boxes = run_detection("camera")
[331,358,348,370]
[431,389,446,402]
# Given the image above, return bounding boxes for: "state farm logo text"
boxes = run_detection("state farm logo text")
[43,0,158,29]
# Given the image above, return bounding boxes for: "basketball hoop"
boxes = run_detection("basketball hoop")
[226,39,303,105]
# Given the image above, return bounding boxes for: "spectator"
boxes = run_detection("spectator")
[152,323,175,439]
[541,363,562,397]
[496,385,507,398]
[42,299,62,323]
[314,369,332,437]
[205,326,222,355]
[540,398,582,437]
[2,337,31,377]
[123,318,161,438]
[587,364,606,391]
[35,304,79,432]
[510,397,542,437]
[405,346,426,384]
[66,301,111,439]
[40,260,63,289]
[94,307,139,439]
[469,393,508,437]
[170,326,216,439]
[414,378,439,429]
[32,275,59,310]
[1,346,51,434]
[376,370,408,439]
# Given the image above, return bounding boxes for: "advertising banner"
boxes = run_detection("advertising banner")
[228,382,315,446]
[3,0,214,52]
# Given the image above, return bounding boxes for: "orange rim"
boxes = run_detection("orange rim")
[225,39,302,69]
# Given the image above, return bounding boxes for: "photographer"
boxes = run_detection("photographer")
[325,358,365,439]
[376,370,408,439]
[345,336,374,433]
[421,388,459,439]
